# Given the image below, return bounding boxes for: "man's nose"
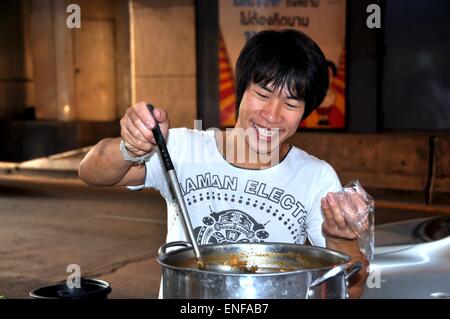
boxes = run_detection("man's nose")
[261,100,283,123]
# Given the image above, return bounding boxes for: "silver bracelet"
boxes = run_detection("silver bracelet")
[120,139,152,164]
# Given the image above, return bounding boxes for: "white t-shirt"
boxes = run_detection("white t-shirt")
[132,128,342,247]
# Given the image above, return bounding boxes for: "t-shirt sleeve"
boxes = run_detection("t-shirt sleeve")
[126,128,189,201]
[306,162,342,247]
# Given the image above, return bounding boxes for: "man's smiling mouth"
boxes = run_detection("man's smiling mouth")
[251,121,280,138]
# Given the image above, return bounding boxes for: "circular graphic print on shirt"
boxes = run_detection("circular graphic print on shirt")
[194,209,269,244]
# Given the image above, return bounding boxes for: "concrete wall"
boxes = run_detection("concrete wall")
[433,136,450,203]
[1,0,132,121]
[131,0,197,128]
[288,132,430,192]
[0,0,35,120]
[0,121,120,162]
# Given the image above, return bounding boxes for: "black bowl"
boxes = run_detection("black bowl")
[30,278,111,299]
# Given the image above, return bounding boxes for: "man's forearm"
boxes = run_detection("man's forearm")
[78,137,133,186]
[326,236,369,298]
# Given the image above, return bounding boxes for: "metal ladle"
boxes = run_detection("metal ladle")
[147,104,251,272]
[146,104,203,264]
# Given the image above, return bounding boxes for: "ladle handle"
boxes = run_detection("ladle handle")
[146,104,174,171]
[146,104,202,261]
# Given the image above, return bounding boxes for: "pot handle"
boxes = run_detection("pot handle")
[306,261,363,299]
[307,262,353,291]
[158,241,192,257]
[344,262,363,281]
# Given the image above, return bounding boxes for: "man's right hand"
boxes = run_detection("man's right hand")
[120,102,170,157]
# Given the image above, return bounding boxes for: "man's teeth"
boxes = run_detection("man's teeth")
[254,124,277,137]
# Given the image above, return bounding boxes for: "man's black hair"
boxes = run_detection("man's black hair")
[235,29,329,119]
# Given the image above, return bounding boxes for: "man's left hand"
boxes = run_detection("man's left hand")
[321,192,358,240]
[321,191,370,299]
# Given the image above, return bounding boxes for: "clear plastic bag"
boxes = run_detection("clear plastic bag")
[335,180,375,260]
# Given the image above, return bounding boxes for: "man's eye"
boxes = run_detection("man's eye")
[286,103,298,108]
[256,92,269,99]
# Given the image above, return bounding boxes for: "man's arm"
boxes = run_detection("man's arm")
[321,193,370,299]
[78,137,146,186]
[78,102,169,187]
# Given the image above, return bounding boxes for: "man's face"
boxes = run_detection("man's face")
[235,82,305,156]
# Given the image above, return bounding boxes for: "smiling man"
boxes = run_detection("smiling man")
[79,29,369,298]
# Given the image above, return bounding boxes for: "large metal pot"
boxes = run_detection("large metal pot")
[158,241,362,299]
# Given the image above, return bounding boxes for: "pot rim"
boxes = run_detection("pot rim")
[157,242,352,277]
